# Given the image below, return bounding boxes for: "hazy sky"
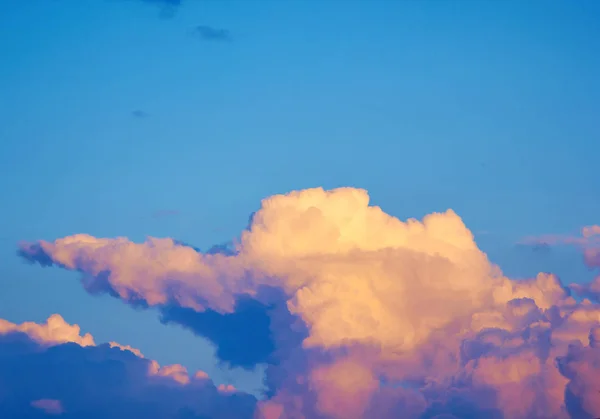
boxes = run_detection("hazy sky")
[1,0,599,403]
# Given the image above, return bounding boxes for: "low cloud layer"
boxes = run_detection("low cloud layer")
[16,187,600,418]
[0,315,256,418]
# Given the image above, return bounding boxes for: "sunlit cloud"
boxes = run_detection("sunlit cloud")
[16,187,600,418]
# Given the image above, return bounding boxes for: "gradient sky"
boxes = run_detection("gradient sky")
[1,0,599,397]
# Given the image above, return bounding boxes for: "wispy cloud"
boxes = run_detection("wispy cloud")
[519,225,600,248]
[519,226,600,267]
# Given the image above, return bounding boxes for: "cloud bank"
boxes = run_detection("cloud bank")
[0,315,256,418]
[16,187,600,418]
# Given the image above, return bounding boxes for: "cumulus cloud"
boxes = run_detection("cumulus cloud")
[0,315,256,418]
[17,187,600,418]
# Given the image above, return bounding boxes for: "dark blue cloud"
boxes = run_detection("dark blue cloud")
[17,243,54,267]
[160,299,273,369]
[160,286,307,370]
[0,332,256,419]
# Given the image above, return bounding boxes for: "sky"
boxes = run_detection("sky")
[0,0,600,418]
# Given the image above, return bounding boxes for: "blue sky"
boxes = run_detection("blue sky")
[1,0,599,396]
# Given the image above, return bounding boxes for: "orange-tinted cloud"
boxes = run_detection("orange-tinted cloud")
[0,314,95,347]
[17,187,600,418]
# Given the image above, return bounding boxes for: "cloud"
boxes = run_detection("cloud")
[139,0,183,9]
[0,314,95,347]
[519,226,600,254]
[582,225,600,239]
[523,226,600,303]
[0,315,256,418]
[31,399,64,415]
[159,296,273,368]
[127,0,183,19]
[194,25,232,42]
[141,0,182,5]
[17,186,600,418]
[131,110,149,119]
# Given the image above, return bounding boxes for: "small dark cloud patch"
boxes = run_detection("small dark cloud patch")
[194,25,232,42]
[514,241,553,255]
[205,242,237,256]
[17,242,55,267]
[131,110,149,119]
[141,0,182,5]
[138,0,183,18]
[530,242,552,254]
[172,240,202,253]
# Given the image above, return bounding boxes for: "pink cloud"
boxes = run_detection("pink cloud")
[109,341,144,358]
[16,187,600,418]
[582,225,600,239]
[218,384,237,393]
[0,314,94,347]
[584,247,600,269]
[31,399,64,415]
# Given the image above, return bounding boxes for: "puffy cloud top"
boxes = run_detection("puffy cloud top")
[0,314,95,347]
